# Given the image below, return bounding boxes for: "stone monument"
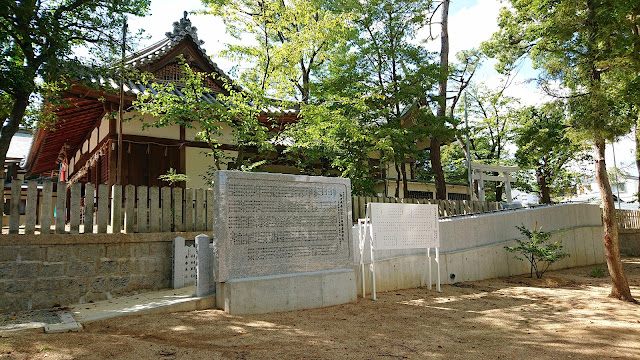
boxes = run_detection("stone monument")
[213,171,356,314]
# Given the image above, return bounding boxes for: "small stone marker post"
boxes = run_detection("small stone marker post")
[195,234,215,297]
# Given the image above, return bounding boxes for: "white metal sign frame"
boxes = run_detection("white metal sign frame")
[358,203,441,301]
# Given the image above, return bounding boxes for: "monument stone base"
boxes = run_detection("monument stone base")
[215,268,357,314]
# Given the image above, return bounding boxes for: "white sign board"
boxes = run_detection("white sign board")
[369,203,439,250]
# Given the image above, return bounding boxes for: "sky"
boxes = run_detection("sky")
[125,0,638,177]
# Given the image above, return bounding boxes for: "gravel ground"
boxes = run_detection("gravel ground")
[1,259,639,359]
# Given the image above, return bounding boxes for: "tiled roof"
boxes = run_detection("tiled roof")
[125,36,233,84]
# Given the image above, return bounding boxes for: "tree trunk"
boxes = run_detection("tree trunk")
[537,170,551,204]
[431,0,449,200]
[394,162,401,198]
[400,161,409,198]
[0,93,30,179]
[636,123,640,204]
[594,139,635,302]
[493,171,503,202]
[430,139,446,200]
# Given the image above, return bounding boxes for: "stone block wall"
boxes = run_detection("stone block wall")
[620,229,640,256]
[0,231,210,313]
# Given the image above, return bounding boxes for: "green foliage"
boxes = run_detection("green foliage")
[158,168,190,186]
[589,267,606,278]
[133,56,274,171]
[513,101,589,203]
[0,0,150,175]
[202,0,356,102]
[505,223,569,279]
[415,144,468,185]
[286,95,379,195]
[293,0,439,196]
[483,0,639,145]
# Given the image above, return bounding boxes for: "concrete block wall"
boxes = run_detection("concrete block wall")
[0,231,210,313]
[354,204,605,295]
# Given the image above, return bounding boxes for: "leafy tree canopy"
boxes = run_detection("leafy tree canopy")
[0,0,150,176]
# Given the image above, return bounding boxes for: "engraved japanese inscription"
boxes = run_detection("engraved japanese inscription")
[369,203,440,249]
[214,171,352,281]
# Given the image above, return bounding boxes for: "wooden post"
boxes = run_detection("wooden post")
[40,181,53,234]
[173,187,183,232]
[137,185,148,233]
[206,189,214,231]
[184,188,194,232]
[55,181,67,234]
[149,186,160,232]
[195,188,205,231]
[161,186,172,232]
[97,184,109,233]
[110,184,122,233]
[124,184,135,233]
[84,183,95,233]
[9,179,21,234]
[69,182,81,234]
[24,180,37,235]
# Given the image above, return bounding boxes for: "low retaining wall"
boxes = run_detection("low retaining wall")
[0,231,210,312]
[354,204,605,295]
[620,229,640,256]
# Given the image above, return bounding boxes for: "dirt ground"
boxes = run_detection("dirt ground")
[1,259,640,360]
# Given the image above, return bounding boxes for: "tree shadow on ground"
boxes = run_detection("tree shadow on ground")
[2,259,639,359]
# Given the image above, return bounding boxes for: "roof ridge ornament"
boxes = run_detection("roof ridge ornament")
[166,11,204,45]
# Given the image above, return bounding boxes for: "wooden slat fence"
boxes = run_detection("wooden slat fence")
[617,209,640,229]
[351,196,501,223]
[2,180,213,235]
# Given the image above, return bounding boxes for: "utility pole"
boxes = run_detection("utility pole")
[117,18,127,185]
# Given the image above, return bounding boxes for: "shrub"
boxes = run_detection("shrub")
[505,222,570,279]
[589,267,606,278]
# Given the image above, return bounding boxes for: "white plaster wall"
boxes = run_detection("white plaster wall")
[90,128,98,149]
[353,203,605,295]
[184,123,235,144]
[98,115,109,142]
[185,147,237,189]
[122,112,181,140]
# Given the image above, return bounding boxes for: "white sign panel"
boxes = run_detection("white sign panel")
[369,203,439,249]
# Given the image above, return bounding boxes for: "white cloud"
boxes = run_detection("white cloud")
[127,0,237,72]
[420,0,504,55]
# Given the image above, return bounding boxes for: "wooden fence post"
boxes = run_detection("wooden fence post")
[84,183,95,233]
[110,184,122,233]
[40,181,53,234]
[206,189,214,231]
[195,188,205,231]
[161,187,172,232]
[9,179,21,234]
[69,182,81,234]
[149,186,160,232]
[24,180,37,235]
[124,184,135,233]
[184,188,194,232]
[97,184,109,233]
[173,187,183,232]
[137,185,148,233]
[55,181,67,234]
